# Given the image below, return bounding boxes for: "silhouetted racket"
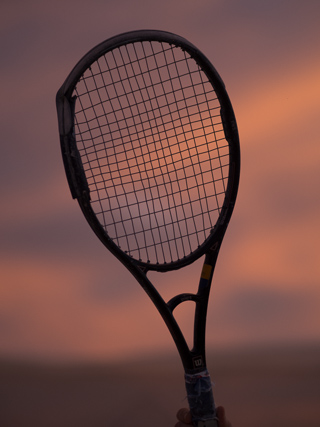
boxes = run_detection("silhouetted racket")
[56,30,240,427]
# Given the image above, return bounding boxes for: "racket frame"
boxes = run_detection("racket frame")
[56,30,240,425]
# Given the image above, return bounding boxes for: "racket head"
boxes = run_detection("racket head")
[56,30,240,272]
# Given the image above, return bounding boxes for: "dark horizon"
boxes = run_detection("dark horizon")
[1,344,319,427]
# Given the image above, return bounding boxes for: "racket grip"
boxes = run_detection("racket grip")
[185,370,219,427]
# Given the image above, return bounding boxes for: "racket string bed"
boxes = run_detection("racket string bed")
[73,40,229,265]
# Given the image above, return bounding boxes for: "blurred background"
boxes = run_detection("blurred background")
[1,1,319,426]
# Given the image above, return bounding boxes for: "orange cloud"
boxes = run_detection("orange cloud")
[236,58,320,147]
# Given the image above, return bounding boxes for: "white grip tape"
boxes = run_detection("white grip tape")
[184,369,217,427]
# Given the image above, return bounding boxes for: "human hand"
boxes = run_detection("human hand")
[174,406,232,427]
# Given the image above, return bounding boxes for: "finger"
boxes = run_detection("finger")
[176,408,193,424]
[216,406,232,427]
[216,406,226,421]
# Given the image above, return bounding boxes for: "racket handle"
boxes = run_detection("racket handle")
[196,421,219,427]
[185,370,219,427]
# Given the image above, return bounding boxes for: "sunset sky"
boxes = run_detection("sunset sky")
[1,0,319,363]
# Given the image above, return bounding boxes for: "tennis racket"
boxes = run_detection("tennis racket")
[56,30,240,427]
